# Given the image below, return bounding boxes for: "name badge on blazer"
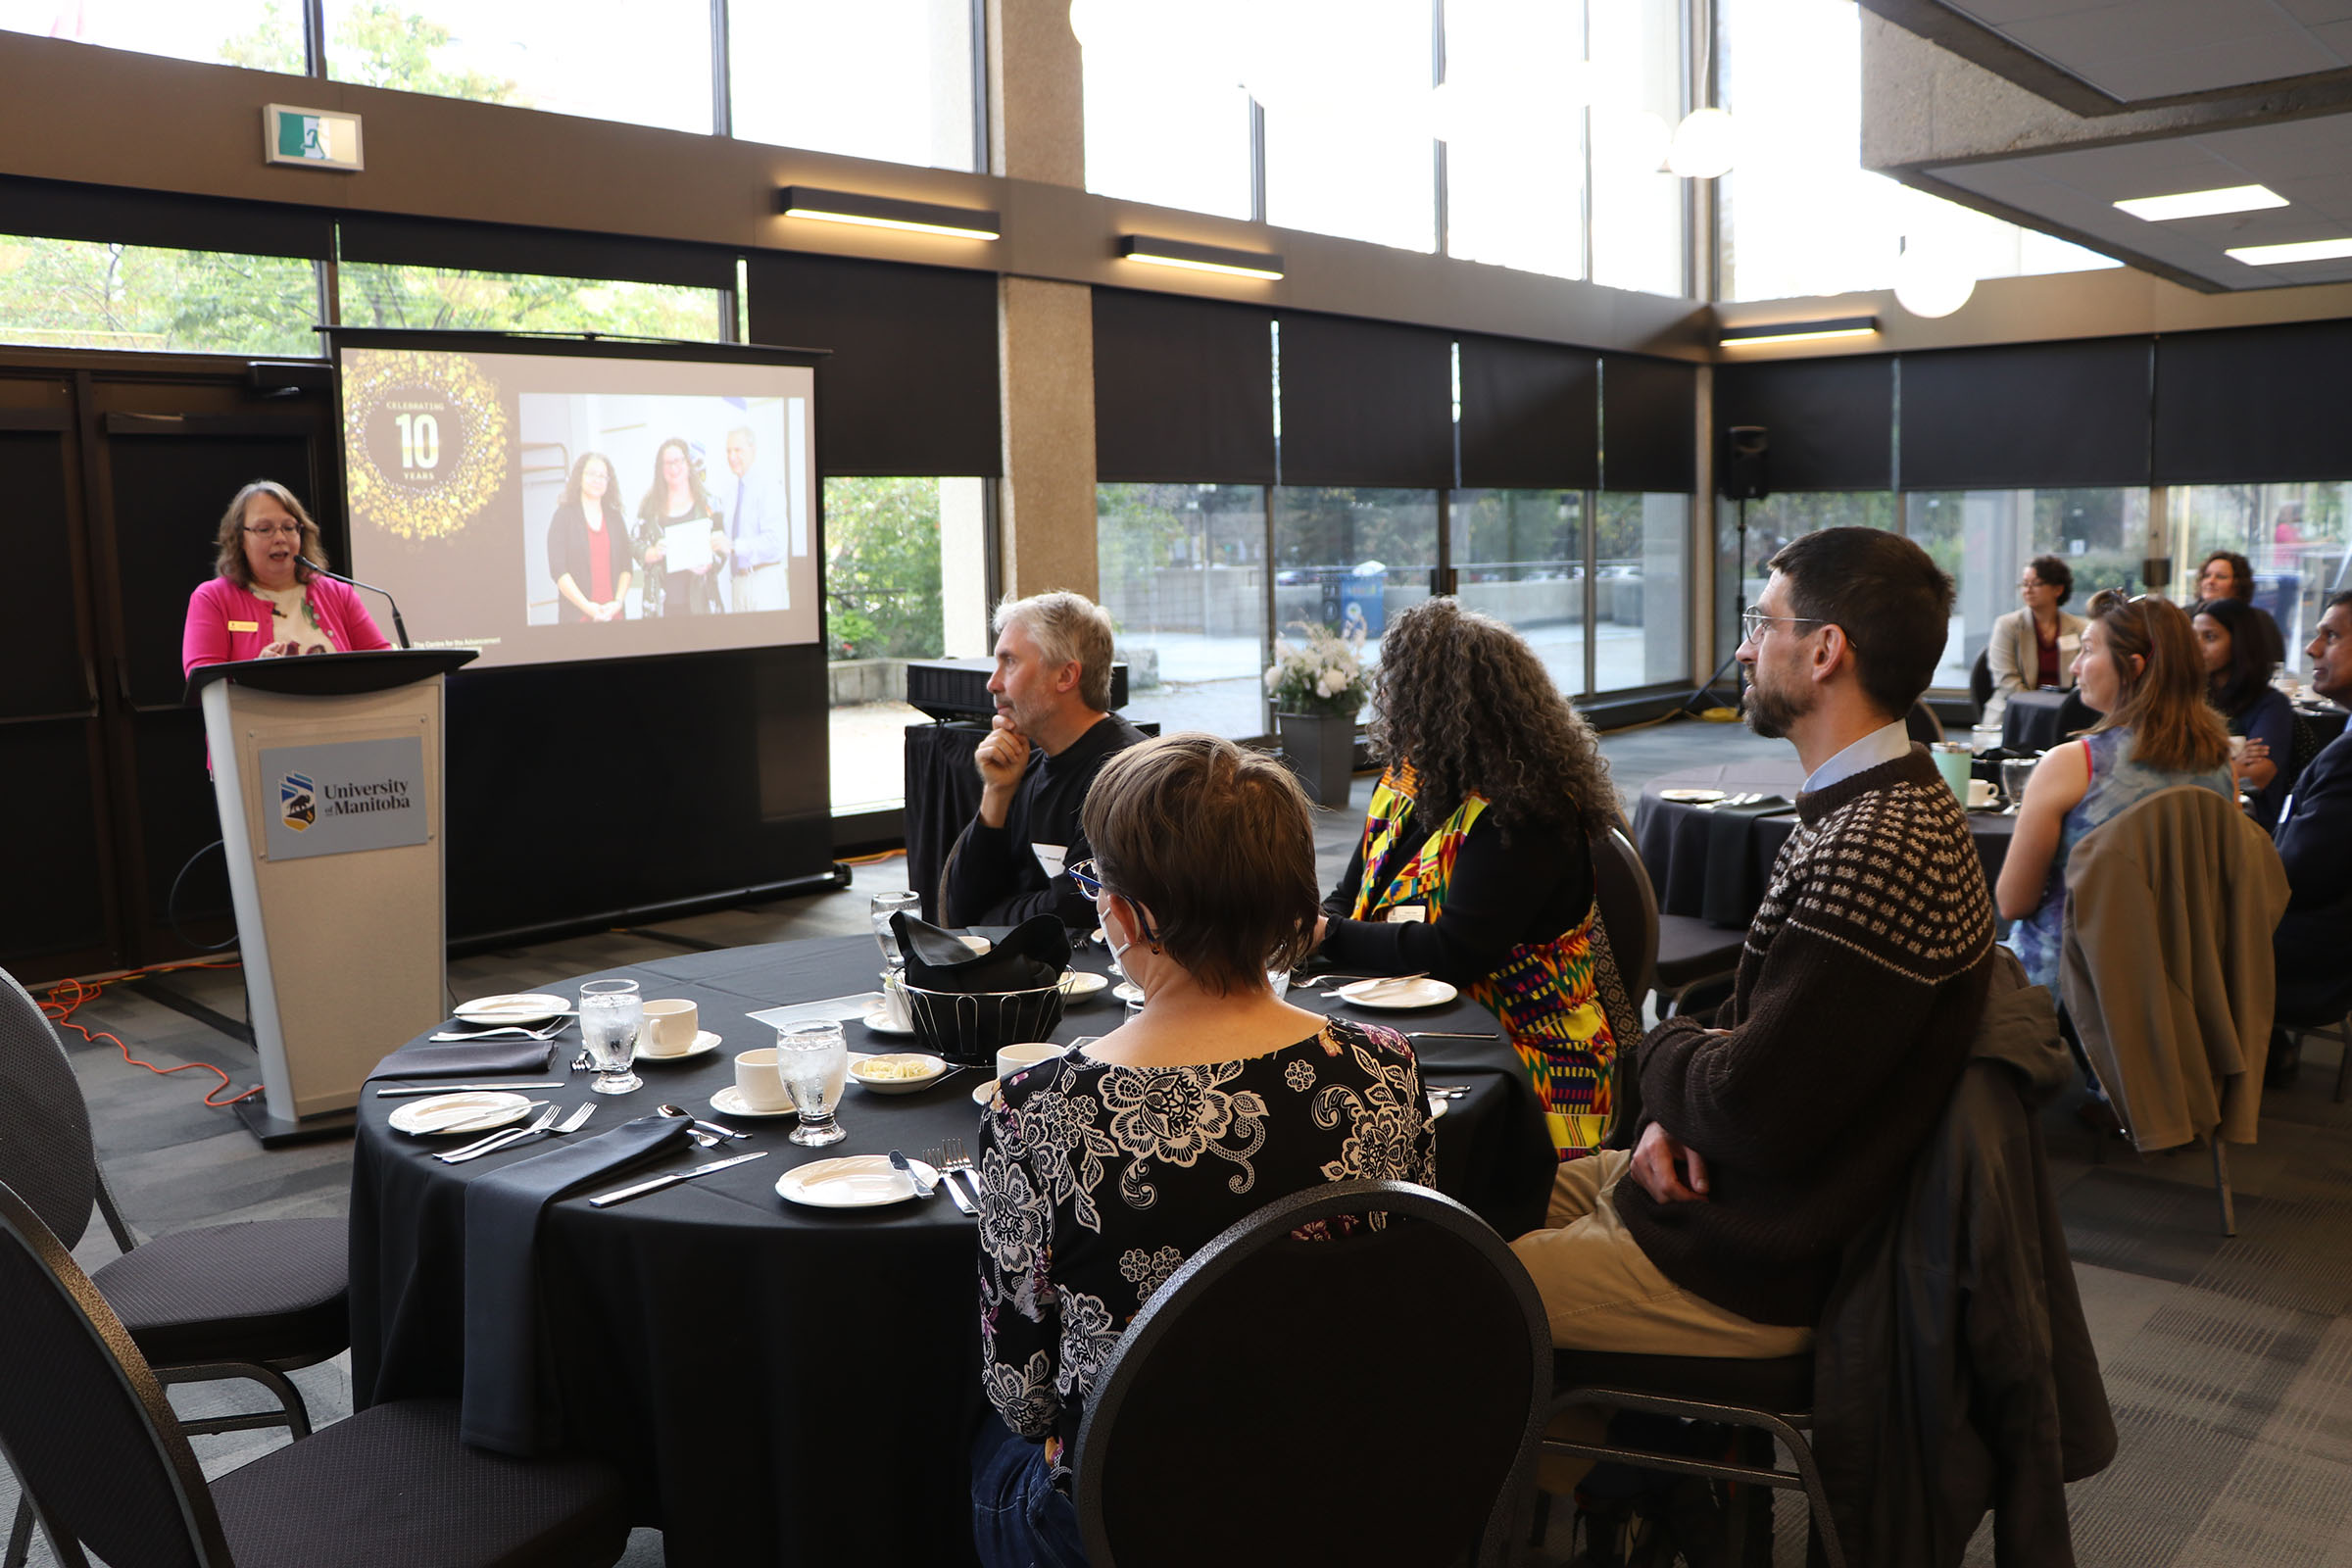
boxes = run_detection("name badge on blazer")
[2058,634,2081,654]
[1385,905,1428,923]
[226,619,260,632]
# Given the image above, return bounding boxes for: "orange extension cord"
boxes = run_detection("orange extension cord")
[41,959,263,1108]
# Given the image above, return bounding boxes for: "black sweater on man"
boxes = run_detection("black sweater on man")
[943,714,1146,929]
[1620,747,1996,1329]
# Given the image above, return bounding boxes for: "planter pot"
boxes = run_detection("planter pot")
[1276,710,1360,809]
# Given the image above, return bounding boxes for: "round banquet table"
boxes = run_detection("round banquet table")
[1632,760,2017,929]
[348,934,1553,1568]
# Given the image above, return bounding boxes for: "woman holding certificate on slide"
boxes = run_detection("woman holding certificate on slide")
[545,453,633,623]
[632,436,727,616]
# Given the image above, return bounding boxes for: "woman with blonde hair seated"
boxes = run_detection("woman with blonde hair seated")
[971,732,1435,1568]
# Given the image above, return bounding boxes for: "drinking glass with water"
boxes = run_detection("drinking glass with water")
[870,891,921,974]
[579,978,644,1096]
[777,1021,849,1147]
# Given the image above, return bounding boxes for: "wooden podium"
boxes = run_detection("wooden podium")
[186,650,475,1145]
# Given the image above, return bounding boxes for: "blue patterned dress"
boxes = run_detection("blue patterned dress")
[2008,726,2234,989]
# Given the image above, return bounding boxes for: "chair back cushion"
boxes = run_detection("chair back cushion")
[0,968,97,1247]
[1905,701,1945,745]
[1590,827,1659,1003]
[0,1179,226,1568]
[1074,1181,1546,1568]
[1970,649,1994,715]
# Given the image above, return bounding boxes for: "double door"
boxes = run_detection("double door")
[0,357,335,982]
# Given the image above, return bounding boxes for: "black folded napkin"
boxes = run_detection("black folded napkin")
[1703,795,1791,928]
[460,1114,695,1455]
[892,910,1068,994]
[367,1037,555,1081]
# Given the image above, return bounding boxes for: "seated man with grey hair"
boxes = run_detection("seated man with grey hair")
[944,590,1145,928]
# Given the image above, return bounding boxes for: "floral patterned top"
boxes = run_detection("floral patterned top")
[975,1016,1436,1492]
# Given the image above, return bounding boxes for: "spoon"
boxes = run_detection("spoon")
[657,1104,719,1148]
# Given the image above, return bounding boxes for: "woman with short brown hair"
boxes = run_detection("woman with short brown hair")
[182,480,390,674]
[970,732,1434,1568]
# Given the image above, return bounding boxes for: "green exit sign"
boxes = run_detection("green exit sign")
[264,104,363,172]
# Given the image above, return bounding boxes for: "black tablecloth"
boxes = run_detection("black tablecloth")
[903,722,989,922]
[1633,761,2017,929]
[349,935,1548,1568]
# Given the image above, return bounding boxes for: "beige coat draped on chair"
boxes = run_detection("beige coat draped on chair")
[2058,785,2288,1152]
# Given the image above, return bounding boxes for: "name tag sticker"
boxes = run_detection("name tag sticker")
[1386,905,1428,923]
[1033,843,1068,880]
[226,619,260,632]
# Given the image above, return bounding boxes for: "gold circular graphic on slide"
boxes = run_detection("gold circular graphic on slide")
[341,350,508,541]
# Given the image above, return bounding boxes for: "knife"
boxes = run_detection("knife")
[376,1082,565,1097]
[888,1149,938,1199]
[587,1152,767,1208]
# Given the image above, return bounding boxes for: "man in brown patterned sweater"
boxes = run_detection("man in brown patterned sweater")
[1512,526,1996,1354]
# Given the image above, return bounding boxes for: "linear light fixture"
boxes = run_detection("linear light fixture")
[1719,316,1879,348]
[2115,183,2287,222]
[1116,234,1285,280]
[777,185,1001,241]
[2227,237,2352,266]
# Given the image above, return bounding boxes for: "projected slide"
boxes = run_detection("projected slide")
[340,344,818,669]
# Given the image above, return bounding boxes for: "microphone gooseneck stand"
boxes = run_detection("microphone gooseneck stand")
[302,558,412,649]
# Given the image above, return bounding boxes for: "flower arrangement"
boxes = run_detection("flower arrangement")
[1264,627,1369,717]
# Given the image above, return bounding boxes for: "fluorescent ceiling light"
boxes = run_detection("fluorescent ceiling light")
[1117,234,1284,281]
[2114,184,2287,221]
[2226,237,2352,266]
[1719,317,1879,347]
[776,185,1001,242]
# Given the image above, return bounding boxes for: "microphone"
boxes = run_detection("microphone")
[301,558,412,650]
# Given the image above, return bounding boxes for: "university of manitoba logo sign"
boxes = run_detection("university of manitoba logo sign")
[260,737,428,862]
[279,771,318,832]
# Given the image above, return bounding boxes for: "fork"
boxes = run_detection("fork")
[441,1101,598,1164]
[1295,972,1427,991]
[925,1146,978,1217]
[941,1138,984,1212]
[439,1102,558,1162]
[428,1019,570,1043]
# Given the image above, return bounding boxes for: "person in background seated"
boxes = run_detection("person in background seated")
[944,592,1145,929]
[2269,591,2352,1084]
[2198,550,2286,672]
[2195,595,2297,831]
[183,480,390,675]
[1510,528,1994,1377]
[545,453,632,623]
[971,733,1435,1568]
[1312,598,1638,1159]
[1999,591,2235,993]
[1985,554,2086,718]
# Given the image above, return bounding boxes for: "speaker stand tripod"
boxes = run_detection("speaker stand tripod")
[1682,495,1751,717]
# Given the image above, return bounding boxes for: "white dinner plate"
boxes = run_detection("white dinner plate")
[388,1092,533,1136]
[710,1085,796,1119]
[1426,1093,1449,1120]
[860,1009,917,1037]
[847,1051,949,1095]
[452,993,570,1026]
[972,1077,1001,1106]
[1657,788,1726,806]
[637,1030,721,1063]
[1335,977,1459,1010]
[775,1154,935,1208]
[1091,927,1107,947]
[1058,971,1109,999]
[1111,981,1145,1004]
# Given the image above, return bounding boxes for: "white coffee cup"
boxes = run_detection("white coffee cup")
[640,999,698,1056]
[878,973,914,1031]
[1966,777,1997,809]
[733,1048,791,1112]
[2228,734,2249,761]
[997,1041,1066,1086]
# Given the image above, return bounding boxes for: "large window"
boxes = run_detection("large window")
[1596,492,1690,690]
[1717,0,2116,302]
[1588,0,1686,296]
[1096,484,1268,739]
[1259,0,1438,254]
[336,265,727,339]
[6,0,299,72]
[732,0,978,172]
[1272,487,1441,675]
[0,235,318,356]
[1905,488,2146,691]
[1450,488,1585,693]
[1079,7,1253,218]
[1441,0,1587,279]
[2171,483,2352,675]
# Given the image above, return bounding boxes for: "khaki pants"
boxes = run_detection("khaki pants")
[730,562,787,613]
[1511,1152,1811,1494]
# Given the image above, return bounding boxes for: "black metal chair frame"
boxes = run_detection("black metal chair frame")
[2281,1009,2352,1103]
[1072,1179,1552,1568]
[1593,824,1740,1018]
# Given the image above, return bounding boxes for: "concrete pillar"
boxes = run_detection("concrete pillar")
[996,275,1099,599]
[986,0,1084,185]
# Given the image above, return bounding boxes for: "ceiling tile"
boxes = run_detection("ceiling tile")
[2087,33,2347,99]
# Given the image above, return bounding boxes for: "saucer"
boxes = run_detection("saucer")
[1112,981,1146,1004]
[710,1085,795,1119]
[1058,971,1109,999]
[389,1091,533,1136]
[1426,1092,1449,1120]
[1657,788,1725,806]
[453,993,569,1027]
[860,1009,917,1037]
[775,1154,935,1208]
[638,1029,720,1063]
[972,1077,1001,1106]
[1334,976,1459,1010]
[847,1050,949,1095]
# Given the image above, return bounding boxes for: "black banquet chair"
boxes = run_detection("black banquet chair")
[1072,1180,1550,1568]
[1592,825,1741,1018]
[0,1176,630,1568]
[0,967,349,1566]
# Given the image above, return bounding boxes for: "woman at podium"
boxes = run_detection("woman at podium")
[182,481,392,675]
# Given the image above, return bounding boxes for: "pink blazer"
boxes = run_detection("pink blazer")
[181,574,392,678]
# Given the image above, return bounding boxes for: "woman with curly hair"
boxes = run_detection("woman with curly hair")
[1314,597,1640,1159]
